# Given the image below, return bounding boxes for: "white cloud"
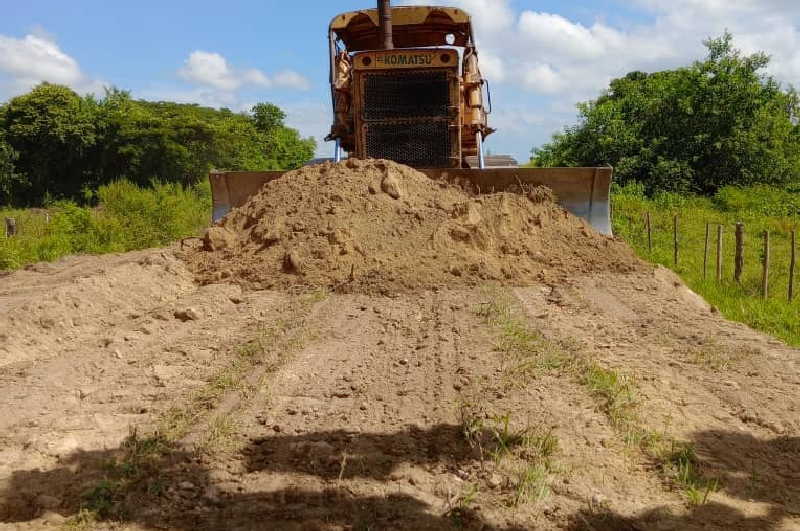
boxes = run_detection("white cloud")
[178,51,311,93]
[179,51,271,92]
[176,50,311,111]
[273,70,311,91]
[0,32,105,98]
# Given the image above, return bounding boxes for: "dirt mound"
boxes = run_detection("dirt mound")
[185,159,642,293]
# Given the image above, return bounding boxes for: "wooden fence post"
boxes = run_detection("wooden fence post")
[762,231,770,299]
[4,217,15,238]
[673,215,679,266]
[716,225,723,283]
[703,223,710,279]
[646,212,652,253]
[734,223,744,283]
[789,230,796,302]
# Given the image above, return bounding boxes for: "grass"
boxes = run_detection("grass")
[680,343,758,371]
[613,182,800,346]
[458,401,560,508]
[159,289,326,446]
[475,288,571,382]
[65,428,173,526]
[660,442,720,505]
[513,464,551,506]
[0,179,211,271]
[475,286,720,506]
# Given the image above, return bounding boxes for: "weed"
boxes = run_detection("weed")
[446,483,480,525]
[582,364,638,429]
[64,508,100,530]
[81,480,121,519]
[682,344,756,371]
[513,464,550,506]
[489,413,530,460]
[199,415,238,453]
[660,441,720,505]
[459,402,486,450]
[525,428,560,461]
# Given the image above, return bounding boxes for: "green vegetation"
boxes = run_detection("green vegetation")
[0,83,317,271]
[71,428,173,524]
[612,182,800,346]
[0,84,315,206]
[475,288,720,506]
[531,33,800,195]
[0,179,210,270]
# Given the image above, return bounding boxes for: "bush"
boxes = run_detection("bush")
[0,179,211,270]
[714,185,800,218]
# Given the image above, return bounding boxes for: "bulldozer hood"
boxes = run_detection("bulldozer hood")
[330,6,473,50]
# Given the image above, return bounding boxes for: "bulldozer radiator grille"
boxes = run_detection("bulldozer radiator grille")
[358,69,457,167]
[363,71,450,120]
[365,120,451,168]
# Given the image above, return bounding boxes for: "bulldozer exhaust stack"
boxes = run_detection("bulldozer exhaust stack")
[378,0,394,50]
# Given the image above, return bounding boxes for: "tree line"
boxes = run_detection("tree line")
[531,33,800,195]
[0,83,316,206]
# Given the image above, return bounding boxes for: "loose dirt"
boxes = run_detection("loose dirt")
[0,162,798,530]
[185,159,642,293]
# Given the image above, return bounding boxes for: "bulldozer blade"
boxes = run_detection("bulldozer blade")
[419,167,613,235]
[209,166,612,235]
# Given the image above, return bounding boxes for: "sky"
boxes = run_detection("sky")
[2,1,800,162]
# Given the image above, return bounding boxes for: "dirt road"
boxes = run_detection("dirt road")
[0,248,798,530]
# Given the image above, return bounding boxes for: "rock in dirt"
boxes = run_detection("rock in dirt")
[174,308,201,321]
[381,171,402,199]
[203,226,237,252]
[283,251,303,274]
[184,159,642,294]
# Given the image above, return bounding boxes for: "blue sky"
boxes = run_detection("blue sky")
[2,1,799,162]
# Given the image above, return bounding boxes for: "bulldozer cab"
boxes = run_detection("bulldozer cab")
[326,6,491,169]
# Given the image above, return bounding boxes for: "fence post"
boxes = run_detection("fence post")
[703,223,710,279]
[789,230,795,302]
[673,215,679,266]
[762,231,770,299]
[734,223,744,283]
[646,212,652,253]
[4,217,15,238]
[716,225,723,283]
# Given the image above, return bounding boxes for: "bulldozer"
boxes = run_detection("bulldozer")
[209,1,612,234]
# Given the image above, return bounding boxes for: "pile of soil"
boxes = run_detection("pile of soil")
[185,159,643,293]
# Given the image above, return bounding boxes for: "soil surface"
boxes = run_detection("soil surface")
[1,246,798,530]
[1,161,798,529]
[185,159,642,294]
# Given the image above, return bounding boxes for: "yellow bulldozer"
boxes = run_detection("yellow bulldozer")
[210,1,612,234]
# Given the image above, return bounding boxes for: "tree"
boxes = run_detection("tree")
[0,83,316,205]
[251,102,286,134]
[3,83,97,204]
[531,33,800,194]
